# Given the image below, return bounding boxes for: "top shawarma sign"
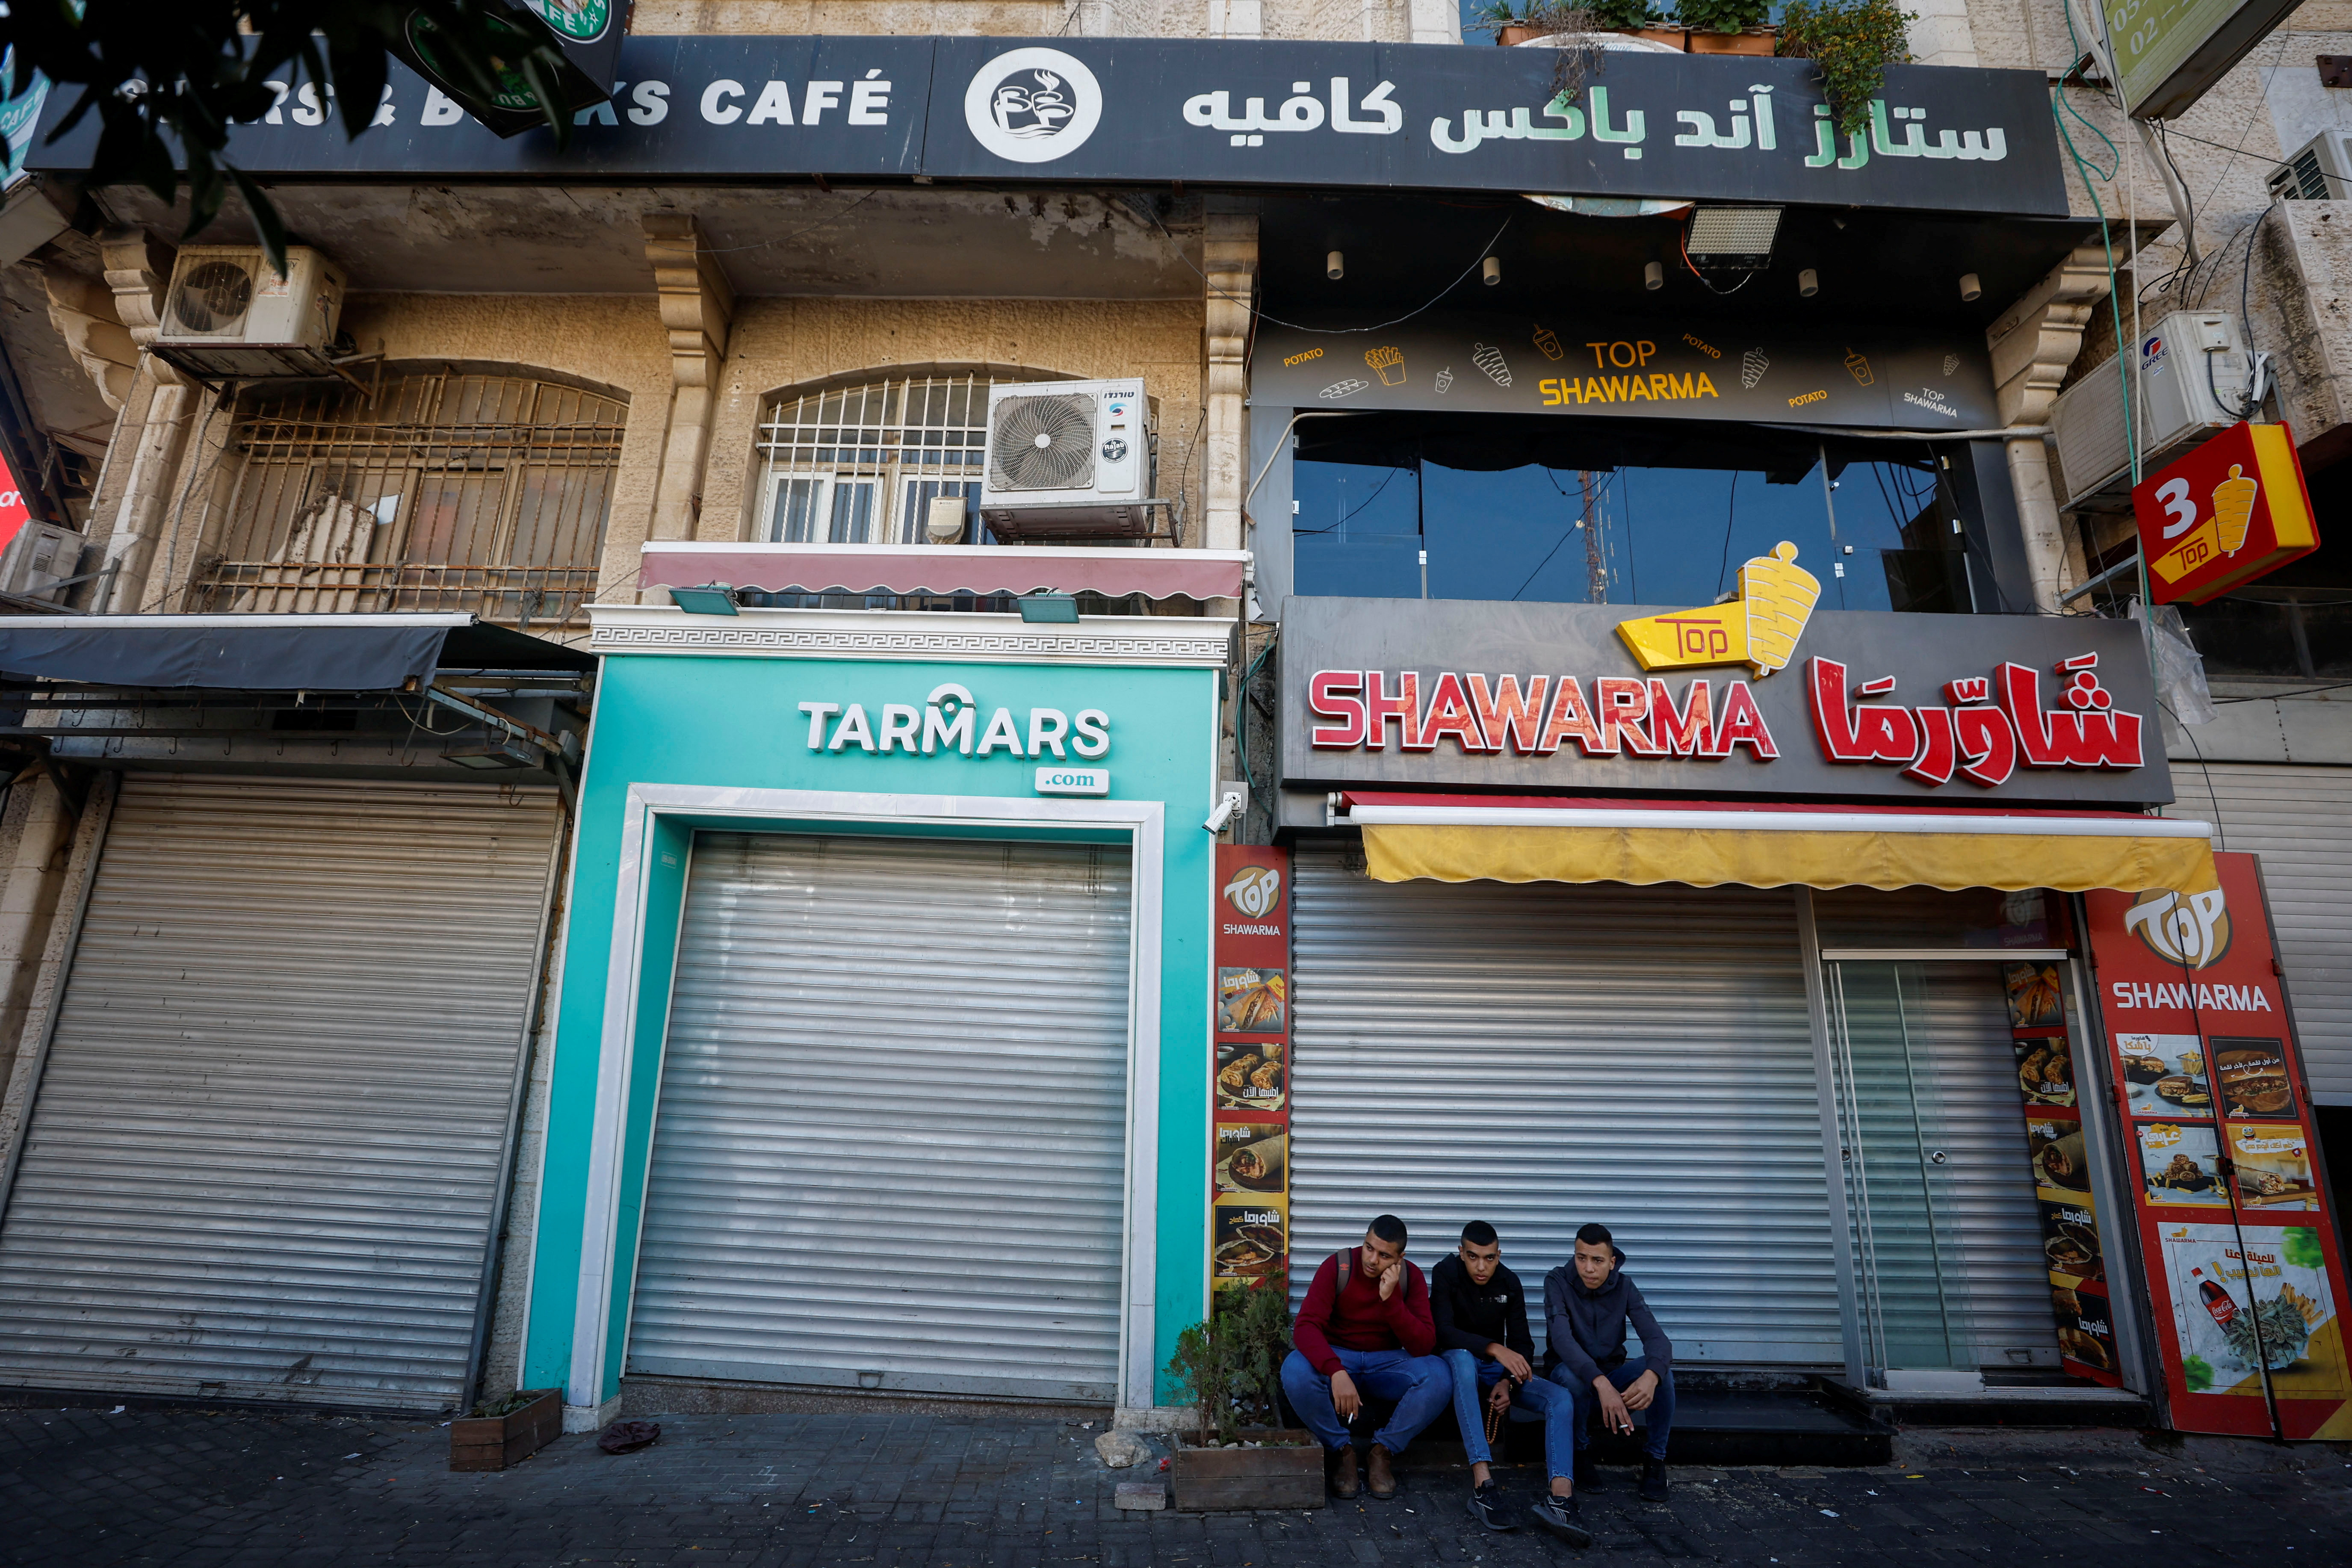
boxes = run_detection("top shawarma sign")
[29,38,2068,217]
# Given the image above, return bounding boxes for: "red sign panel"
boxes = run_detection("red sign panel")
[0,448,30,558]
[1211,845,1291,1294]
[2086,855,2352,1438]
[2133,422,2319,606]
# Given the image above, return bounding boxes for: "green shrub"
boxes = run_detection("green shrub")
[1779,0,1915,135]
[1164,1279,1294,1444]
[1677,0,1772,32]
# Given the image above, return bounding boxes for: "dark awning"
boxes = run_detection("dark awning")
[0,614,593,690]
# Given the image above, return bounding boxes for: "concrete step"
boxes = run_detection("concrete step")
[1819,1377,2156,1429]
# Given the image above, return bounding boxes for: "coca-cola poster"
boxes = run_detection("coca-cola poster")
[2086,855,2352,1438]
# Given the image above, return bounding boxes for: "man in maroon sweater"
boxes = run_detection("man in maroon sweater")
[1279,1214,1450,1500]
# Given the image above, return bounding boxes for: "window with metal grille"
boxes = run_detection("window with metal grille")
[752,371,1063,548]
[188,368,626,627]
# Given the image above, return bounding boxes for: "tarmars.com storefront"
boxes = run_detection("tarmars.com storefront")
[1230,543,2351,1437]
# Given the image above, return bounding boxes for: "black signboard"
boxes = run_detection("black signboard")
[1252,311,1998,431]
[28,38,2068,218]
[1277,593,2173,807]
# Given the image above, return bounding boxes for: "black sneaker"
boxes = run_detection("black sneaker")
[1528,1494,1592,1547]
[1572,1453,1605,1492]
[1639,1457,1669,1502]
[1466,1481,1517,1531]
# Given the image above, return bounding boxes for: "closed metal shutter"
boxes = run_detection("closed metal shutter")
[0,775,561,1411]
[2165,762,2352,1104]
[626,833,1132,1402]
[1287,845,1844,1365]
[1827,961,2060,1370]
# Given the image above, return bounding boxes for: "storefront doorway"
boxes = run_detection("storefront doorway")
[623,831,1134,1403]
[1824,958,2075,1383]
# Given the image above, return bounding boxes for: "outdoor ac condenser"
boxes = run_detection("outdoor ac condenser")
[2268,130,2352,201]
[2050,311,2252,511]
[0,521,85,601]
[977,379,1158,541]
[153,245,348,380]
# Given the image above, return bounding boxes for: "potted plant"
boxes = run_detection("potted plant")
[1163,1279,1323,1511]
[1779,0,1915,133]
[1680,0,1777,54]
[449,1387,563,1472]
[1484,1,1684,51]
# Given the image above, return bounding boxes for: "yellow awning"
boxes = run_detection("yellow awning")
[1347,801,2218,895]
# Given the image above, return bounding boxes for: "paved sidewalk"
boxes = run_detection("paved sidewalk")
[3,1403,2347,1567]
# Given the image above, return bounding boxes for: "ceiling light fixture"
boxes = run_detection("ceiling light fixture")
[1481,255,1502,286]
[1684,206,1784,272]
[1327,250,1345,280]
[669,582,740,615]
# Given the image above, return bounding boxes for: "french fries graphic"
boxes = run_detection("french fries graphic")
[1364,345,1407,386]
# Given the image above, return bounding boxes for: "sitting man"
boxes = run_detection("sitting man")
[1528,1222,1676,1543]
[1281,1213,1449,1500]
[1431,1219,1576,1532]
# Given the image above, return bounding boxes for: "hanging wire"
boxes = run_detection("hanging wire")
[1148,206,1517,336]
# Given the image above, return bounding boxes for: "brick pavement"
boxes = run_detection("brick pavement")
[3,1403,2347,1567]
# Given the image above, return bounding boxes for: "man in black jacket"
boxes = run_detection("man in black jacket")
[1430,1221,1578,1534]
[1527,1222,1675,1542]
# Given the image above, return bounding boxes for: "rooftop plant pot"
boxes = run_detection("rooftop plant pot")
[1170,1427,1324,1511]
[1687,26,1777,55]
[1504,27,1690,50]
[449,1388,562,1472]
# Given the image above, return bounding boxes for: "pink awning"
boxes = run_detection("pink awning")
[639,543,1250,602]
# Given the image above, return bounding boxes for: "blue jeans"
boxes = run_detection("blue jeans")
[1443,1347,1578,1468]
[1563,1356,1675,1463]
[1280,1347,1452,1456]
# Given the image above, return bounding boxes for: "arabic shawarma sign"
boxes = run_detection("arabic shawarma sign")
[1251,312,1998,431]
[29,38,2069,217]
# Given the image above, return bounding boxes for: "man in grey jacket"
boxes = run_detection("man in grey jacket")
[1526,1223,1675,1541]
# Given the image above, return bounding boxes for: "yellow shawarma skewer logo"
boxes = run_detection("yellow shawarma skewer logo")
[1614,541,1823,678]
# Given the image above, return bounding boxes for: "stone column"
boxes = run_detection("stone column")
[91,228,189,612]
[1986,242,2113,611]
[1201,213,1257,556]
[643,215,736,551]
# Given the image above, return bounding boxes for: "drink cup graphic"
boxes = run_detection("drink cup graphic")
[1435,366,1454,394]
[1533,326,1563,361]
[1843,348,1874,387]
[1364,345,1406,386]
[2211,464,2260,555]
[1737,541,1822,676]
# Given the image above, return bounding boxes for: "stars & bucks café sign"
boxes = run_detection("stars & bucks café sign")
[1278,546,2174,807]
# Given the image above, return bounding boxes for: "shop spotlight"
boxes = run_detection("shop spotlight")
[1482,255,1502,286]
[1327,250,1344,281]
[670,582,739,615]
[1959,271,1983,302]
[1684,206,1783,272]
[1018,592,1081,623]
[1644,260,1664,291]
[1798,267,1820,298]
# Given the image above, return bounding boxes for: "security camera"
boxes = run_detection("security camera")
[1203,790,1243,834]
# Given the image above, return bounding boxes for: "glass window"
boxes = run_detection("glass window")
[1291,416,1975,612]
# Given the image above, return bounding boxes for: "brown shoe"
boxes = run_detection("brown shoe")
[1330,1445,1360,1499]
[1367,1442,1398,1499]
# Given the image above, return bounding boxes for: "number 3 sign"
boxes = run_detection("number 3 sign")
[2131,422,2319,605]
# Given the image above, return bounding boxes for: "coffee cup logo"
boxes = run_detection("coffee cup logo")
[2124,887,2232,969]
[964,48,1103,164]
[1223,865,1283,919]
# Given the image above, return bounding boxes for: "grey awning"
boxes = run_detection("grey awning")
[0,614,594,690]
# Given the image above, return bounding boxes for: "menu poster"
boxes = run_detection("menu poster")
[2086,853,2352,1439]
[2000,962,2118,1383]
[1212,846,1291,1293]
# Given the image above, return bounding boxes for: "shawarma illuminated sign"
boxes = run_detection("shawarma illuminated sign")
[1279,547,2172,807]
[27,39,2067,217]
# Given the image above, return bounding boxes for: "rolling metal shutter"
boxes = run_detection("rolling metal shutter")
[1827,961,2060,1370]
[1287,845,1844,1365]
[2165,762,2352,1104]
[626,833,1132,1402]
[0,775,561,1411]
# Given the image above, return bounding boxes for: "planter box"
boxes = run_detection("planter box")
[1171,1428,1324,1511]
[1687,27,1776,55]
[449,1388,562,1473]
[1500,26,1691,49]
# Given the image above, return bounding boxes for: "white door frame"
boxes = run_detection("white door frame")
[567,782,1166,1412]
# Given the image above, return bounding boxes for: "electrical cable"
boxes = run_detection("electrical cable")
[1148,206,1517,335]
[1714,469,1741,599]
[1292,461,1414,536]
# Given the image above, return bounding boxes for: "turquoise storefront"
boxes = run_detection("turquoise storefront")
[516,604,1230,1426]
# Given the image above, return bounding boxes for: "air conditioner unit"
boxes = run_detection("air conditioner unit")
[153,245,348,380]
[2051,311,2251,511]
[0,521,86,600]
[2268,130,2352,201]
[977,380,1159,542]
